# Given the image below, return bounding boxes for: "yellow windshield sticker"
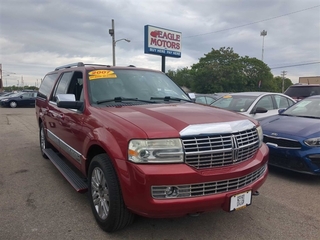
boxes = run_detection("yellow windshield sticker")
[223,95,232,98]
[88,70,117,80]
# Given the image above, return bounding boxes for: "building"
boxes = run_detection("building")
[299,76,320,84]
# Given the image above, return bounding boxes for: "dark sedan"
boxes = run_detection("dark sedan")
[260,95,320,175]
[0,91,38,108]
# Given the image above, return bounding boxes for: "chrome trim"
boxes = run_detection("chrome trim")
[151,164,267,199]
[179,120,255,136]
[47,129,82,163]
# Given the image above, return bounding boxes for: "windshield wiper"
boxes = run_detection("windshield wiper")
[150,96,193,102]
[97,97,156,104]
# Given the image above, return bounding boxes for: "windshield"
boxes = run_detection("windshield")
[283,98,320,118]
[87,69,190,104]
[211,95,256,112]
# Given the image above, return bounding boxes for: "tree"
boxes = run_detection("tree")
[190,47,274,93]
[167,67,193,89]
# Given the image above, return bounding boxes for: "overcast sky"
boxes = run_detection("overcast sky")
[0,0,320,87]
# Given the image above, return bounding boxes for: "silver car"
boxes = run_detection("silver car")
[210,92,296,120]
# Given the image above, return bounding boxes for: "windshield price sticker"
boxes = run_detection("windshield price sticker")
[230,190,252,211]
[89,70,117,80]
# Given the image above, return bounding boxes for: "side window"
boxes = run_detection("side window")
[275,95,290,109]
[38,73,59,99]
[51,72,73,102]
[51,71,84,102]
[21,93,30,98]
[195,96,206,104]
[255,96,274,110]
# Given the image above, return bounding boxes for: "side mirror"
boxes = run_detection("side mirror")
[253,107,268,114]
[56,94,83,110]
[278,108,286,114]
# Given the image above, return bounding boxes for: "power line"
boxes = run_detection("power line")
[270,61,320,69]
[185,5,320,38]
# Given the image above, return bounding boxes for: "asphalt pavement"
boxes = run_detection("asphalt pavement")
[0,107,319,240]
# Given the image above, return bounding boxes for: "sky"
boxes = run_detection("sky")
[0,0,320,88]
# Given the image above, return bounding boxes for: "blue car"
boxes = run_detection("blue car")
[260,95,320,175]
[0,91,38,108]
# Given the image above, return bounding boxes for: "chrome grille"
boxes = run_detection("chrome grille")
[152,164,267,199]
[182,128,259,169]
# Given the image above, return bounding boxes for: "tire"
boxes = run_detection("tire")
[9,101,17,108]
[88,153,135,232]
[39,122,52,159]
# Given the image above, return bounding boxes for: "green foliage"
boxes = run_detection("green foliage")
[3,86,38,92]
[167,47,293,93]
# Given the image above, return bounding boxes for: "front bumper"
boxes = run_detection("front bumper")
[118,143,269,218]
[267,145,320,175]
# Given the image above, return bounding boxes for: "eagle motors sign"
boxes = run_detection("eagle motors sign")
[144,25,182,58]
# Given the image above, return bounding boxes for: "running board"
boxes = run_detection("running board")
[43,149,88,193]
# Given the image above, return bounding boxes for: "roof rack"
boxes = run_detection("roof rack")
[55,62,84,71]
[84,64,111,67]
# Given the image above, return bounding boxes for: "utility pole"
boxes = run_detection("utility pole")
[109,19,115,66]
[281,71,287,93]
[0,64,2,92]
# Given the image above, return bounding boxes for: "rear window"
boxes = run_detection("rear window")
[284,86,320,98]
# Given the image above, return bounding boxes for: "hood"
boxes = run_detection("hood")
[260,115,320,138]
[95,103,257,138]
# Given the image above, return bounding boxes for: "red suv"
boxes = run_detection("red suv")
[35,63,269,232]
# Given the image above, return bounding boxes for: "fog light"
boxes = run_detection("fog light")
[165,186,179,198]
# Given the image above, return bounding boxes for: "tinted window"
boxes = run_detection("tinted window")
[38,73,58,99]
[284,86,320,98]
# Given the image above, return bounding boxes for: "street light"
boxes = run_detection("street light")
[109,19,130,66]
[260,30,267,62]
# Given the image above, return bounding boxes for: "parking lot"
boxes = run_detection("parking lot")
[0,107,319,240]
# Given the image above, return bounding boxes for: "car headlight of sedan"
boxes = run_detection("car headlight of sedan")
[1,98,9,101]
[256,126,263,147]
[304,138,320,147]
[128,139,184,163]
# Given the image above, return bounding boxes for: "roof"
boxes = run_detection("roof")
[225,92,283,97]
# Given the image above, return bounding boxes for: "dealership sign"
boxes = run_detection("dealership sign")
[144,25,182,58]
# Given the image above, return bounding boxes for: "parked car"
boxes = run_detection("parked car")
[36,62,268,232]
[0,92,14,100]
[0,91,37,108]
[189,93,226,105]
[210,92,296,120]
[260,95,320,175]
[284,84,320,101]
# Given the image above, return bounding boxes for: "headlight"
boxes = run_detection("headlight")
[1,99,9,101]
[304,138,320,147]
[128,139,184,163]
[256,126,263,147]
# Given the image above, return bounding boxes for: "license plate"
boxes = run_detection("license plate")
[230,190,252,211]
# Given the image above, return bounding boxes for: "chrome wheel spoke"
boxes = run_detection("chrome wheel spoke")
[91,166,110,220]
